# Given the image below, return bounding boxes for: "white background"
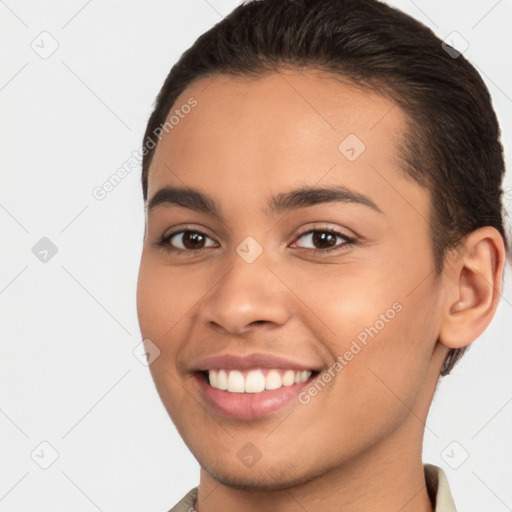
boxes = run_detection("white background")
[1,1,511,511]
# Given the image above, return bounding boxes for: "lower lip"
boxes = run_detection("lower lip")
[195,373,314,420]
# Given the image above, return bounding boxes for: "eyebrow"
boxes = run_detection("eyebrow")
[147,184,383,217]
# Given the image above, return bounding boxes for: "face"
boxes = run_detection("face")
[136,70,448,490]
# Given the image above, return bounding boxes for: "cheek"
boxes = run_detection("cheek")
[136,257,191,403]
[291,262,439,413]
[136,262,165,342]
[136,259,197,427]
[290,304,435,464]
[330,289,439,429]
[136,255,210,397]
[277,261,406,353]
[136,255,197,341]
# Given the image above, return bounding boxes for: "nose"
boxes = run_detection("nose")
[198,249,292,335]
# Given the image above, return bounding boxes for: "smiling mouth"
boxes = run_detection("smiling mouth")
[200,368,319,393]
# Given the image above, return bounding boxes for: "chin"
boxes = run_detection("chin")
[200,458,324,492]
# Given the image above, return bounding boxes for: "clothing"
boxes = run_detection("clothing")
[424,463,458,511]
[167,463,456,512]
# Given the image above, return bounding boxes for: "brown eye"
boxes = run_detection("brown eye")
[311,231,337,249]
[180,231,207,249]
[159,230,217,251]
[292,229,356,252]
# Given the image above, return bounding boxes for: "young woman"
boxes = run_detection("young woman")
[136,1,509,510]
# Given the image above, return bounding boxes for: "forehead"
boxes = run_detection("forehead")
[148,70,422,218]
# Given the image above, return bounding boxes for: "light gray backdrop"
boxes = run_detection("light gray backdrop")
[1,1,511,511]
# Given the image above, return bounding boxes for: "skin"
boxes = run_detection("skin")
[136,69,505,512]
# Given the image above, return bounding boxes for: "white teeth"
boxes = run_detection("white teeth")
[282,369,295,386]
[207,368,312,393]
[227,370,245,393]
[217,369,228,390]
[245,370,266,393]
[300,370,310,382]
[209,369,219,388]
[265,370,282,390]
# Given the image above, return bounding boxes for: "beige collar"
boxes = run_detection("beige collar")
[424,463,458,511]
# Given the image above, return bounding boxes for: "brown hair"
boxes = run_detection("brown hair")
[141,0,509,375]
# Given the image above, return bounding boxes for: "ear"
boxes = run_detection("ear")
[439,226,506,349]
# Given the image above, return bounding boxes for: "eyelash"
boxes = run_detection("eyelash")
[156,226,357,255]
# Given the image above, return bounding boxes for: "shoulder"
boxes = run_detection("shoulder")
[166,487,199,512]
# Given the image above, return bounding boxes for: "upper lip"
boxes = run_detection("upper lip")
[191,353,322,372]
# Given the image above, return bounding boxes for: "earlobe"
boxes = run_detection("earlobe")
[438,227,506,350]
